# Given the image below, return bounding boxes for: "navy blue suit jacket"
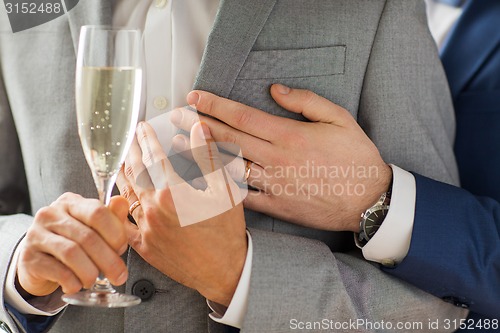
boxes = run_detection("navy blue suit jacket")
[384,0,500,323]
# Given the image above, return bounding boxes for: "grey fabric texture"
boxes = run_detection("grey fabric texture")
[0,0,466,332]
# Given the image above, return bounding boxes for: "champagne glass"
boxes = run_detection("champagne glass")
[62,25,142,307]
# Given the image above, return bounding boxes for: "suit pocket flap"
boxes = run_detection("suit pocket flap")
[238,46,346,80]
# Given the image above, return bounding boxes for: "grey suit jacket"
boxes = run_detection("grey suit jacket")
[0,0,467,332]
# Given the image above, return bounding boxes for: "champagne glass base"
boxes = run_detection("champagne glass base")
[62,291,141,308]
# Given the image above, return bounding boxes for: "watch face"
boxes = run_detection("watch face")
[363,205,389,239]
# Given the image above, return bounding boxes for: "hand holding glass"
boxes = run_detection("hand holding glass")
[62,25,142,307]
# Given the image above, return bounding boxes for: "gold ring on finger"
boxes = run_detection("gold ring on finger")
[243,160,253,184]
[129,200,141,215]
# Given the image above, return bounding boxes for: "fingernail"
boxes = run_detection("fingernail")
[187,91,200,106]
[170,109,182,125]
[172,135,188,151]
[198,121,212,140]
[275,84,291,95]
[136,121,145,134]
[117,270,128,285]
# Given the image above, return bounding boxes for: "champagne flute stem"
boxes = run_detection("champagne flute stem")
[97,174,118,206]
[92,173,119,293]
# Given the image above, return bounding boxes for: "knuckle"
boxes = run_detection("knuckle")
[142,152,154,167]
[60,243,80,261]
[303,90,318,109]
[137,126,148,143]
[88,205,108,227]
[79,229,100,249]
[57,267,80,285]
[221,131,238,145]
[34,206,54,223]
[142,205,157,222]
[58,192,78,203]
[120,184,134,200]
[125,165,135,179]
[24,227,38,245]
[234,110,252,128]
[58,268,75,283]
[200,96,215,115]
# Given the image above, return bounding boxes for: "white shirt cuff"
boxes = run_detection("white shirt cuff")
[362,164,416,266]
[207,230,252,329]
[4,238,67,316]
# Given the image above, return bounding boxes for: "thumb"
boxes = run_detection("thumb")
[270,84,355,126]
[109,195,130,222]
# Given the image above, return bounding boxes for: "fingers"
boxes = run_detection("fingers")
[190,122,241,209]
[170,107,273,164]
[187,90,289,142]
[114,172,143,247]
[26,203,129,290]
[17,250,82,295]
[270,84,356,127]
[169,107,200,135]
[56,193,127,254]
[125,135,154,190]
[108,196,130,228]
[190,122,224,176]
[190,159,269,194]
[137,122,168,168]
[135,122,184,189]
[116,170,144,226]
[175,133,270,191]
[172,134,246,178]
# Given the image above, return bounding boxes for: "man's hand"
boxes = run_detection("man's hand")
[117,122,247,307]
[17,194,129,297]
[171,84,392,232]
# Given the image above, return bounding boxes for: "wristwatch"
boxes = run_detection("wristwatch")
[355,187,391,248]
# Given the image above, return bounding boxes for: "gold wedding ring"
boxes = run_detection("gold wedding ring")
[243,160,253,183]
[129,200,141,215]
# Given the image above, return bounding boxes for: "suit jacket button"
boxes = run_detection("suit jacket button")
[132,280,156,301]
[0,321,13,333]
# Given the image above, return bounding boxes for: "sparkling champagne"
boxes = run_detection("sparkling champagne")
[76,67,142,178]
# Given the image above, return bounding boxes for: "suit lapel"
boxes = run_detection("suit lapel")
[66,0,113,54]
[193,0,277,97]
[441,0,500,99]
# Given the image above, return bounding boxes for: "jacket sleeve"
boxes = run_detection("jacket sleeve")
[384,173,500,319]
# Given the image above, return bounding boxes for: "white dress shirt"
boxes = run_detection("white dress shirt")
[424,0,464,50]
[4,0,464,329]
